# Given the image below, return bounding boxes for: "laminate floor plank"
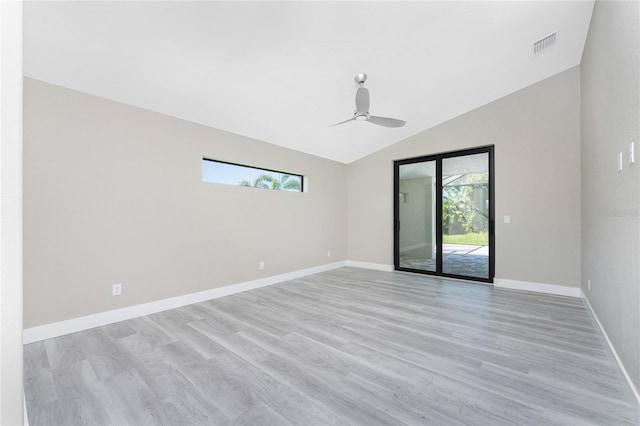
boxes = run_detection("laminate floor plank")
[158,381,227,426]
[115,334,190,401]
[48,359,112,425]
[257,352,406,426]
[127,316,179,347]
[339,372,469,426]
[209,350,347,426]
[101,369,164,426]
[24,267,640,425]
[220,402,293,426]
[187,320,272,364]
[24,341,58,413]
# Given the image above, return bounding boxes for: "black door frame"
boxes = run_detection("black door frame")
[394,145,495,283]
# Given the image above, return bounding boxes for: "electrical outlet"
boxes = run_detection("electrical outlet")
[327,250,331,257]
[259,261,265,270]
[112,283,122,296]
[588,279,591,291]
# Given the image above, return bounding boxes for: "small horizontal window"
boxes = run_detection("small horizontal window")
[202,159,303,192]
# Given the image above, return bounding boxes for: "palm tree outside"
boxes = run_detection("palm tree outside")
[239,173,301,192]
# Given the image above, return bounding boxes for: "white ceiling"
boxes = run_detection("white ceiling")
[24,1,594,164]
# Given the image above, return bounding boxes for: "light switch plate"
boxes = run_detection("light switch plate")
[630,142,635,164]
[112,283,122,296]
[618,152,623,171]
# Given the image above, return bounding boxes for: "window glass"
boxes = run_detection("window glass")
[202,159,303,192]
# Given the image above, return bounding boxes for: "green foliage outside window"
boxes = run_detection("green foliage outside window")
[442,172,489,240]
[239,173,302,191]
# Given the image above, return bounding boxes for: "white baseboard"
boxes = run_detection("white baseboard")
[24,391,29,426]
[581,291,640,406]
[494,278,582,298]
[19,264,595,346]
[23,261,347,344]
[345,260,394,272]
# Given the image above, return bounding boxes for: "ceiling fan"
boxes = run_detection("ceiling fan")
[332,73,406,128]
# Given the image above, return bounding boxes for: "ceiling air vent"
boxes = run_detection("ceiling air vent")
[533,32,557,56]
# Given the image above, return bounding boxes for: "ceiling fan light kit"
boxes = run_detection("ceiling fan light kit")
[332,73,406,128]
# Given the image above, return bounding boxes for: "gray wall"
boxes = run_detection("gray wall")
[581,1,639,392]
[1,1,24,423]
[24,78,347,328]
[348,66,582,288]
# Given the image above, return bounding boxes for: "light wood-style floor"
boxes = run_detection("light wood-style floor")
[24,267,640,425]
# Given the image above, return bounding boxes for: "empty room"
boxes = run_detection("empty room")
[1,1,639,425]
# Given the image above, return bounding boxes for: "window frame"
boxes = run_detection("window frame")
[202,158,304,193]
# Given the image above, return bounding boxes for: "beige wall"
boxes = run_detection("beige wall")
[24,67,583,329]
[348,66,581,287]
[581,1,639,392]
[24,78,347,328]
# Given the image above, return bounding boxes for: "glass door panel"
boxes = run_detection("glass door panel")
[442,153,490,279]
[394,146,494,283]
[397,160,437,271]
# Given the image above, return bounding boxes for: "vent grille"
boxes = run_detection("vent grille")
[533,32,557,56]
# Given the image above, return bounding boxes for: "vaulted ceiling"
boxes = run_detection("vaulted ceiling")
[24,1,594,163]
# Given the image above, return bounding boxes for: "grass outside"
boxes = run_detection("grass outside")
[443,232,488,245]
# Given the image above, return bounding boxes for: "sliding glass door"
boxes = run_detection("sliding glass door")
[394,146,494,283]
[396,159,437,272]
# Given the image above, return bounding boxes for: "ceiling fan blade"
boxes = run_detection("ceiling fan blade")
[367,115,406,128]
[355,87,370,113]
[329,116,357,127]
